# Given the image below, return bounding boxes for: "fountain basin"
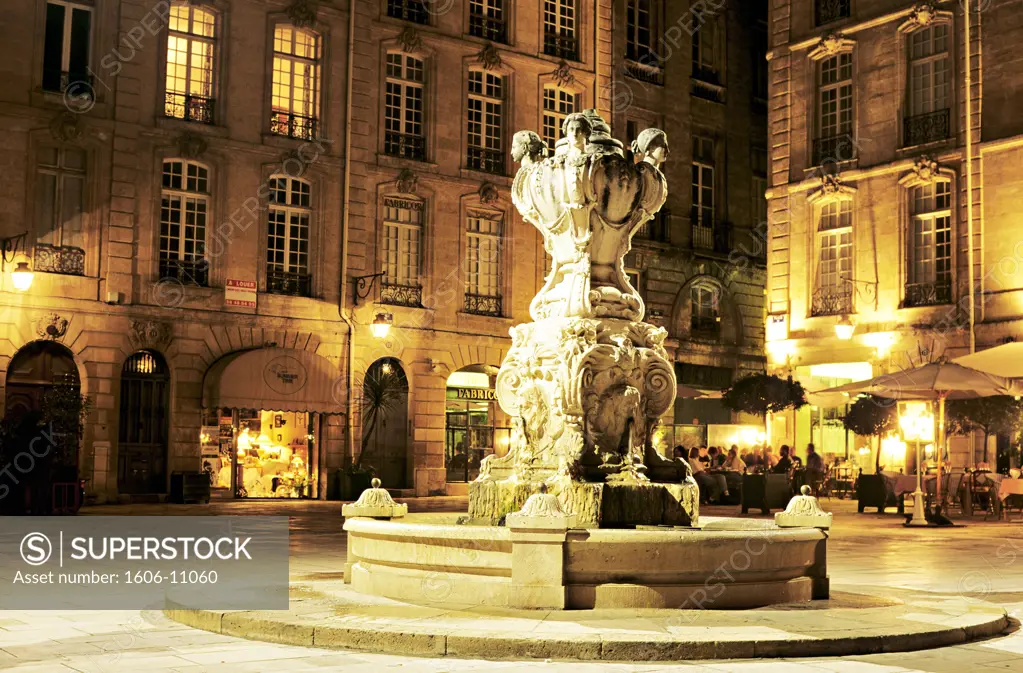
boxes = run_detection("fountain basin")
[343,517,828,610]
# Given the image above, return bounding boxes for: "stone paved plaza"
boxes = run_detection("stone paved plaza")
[2,499,1023,671]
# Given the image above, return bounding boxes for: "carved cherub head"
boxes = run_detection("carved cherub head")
[631,128,669,168]
[561,113,593,153]
[511,130,547,165]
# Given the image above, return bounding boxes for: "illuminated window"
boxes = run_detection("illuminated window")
[164,3,216,124]
[382,197,423,290]
[270,26,321,140]
[904,23,951,146]
[542,86,578,151]
[818,53,853,139]
[384,52,425,160]
[544,0,577,60]
[906,181,952,306]
[42,1,92,93]
[466,70,505,174]
[465,210,503,306]
[35,146,86,252]
[160,160,210,286]
[469,0,506,43]
[266,177,312,296]
[814,200,852,314]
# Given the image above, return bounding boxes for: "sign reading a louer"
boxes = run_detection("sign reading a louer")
[225,279,257,308]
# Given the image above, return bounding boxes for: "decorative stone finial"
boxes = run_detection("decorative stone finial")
[505,483,575,529]
[341,479,408,519]
[775,487,832,529]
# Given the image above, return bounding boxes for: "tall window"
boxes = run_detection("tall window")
[690,284,720,338]
[388,0,428,24]
[626,0,654,62]
[905,24,951,146]
[691,15,719,82]
[466,70,504,174]
[42,1,92,93]
[160,160,209,286]
[542,86,578,151]
[752,147,768,227]
[384,52,425,160]
[812,200,852,316]
[816,0,851,27]
[381,196,424,307]
[691,135,715,248]
[165,3,216,124]
[270,26,321,140]
[543,0,577,60]
[469,0,507,43]
[906,181,952,307]
[464,210,503,316]
[35,147,87,276]
[813,52,853,164]
[266,177,312,296]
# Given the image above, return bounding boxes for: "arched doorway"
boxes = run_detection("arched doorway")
[445,364,509,483]
[5,341,80,421]
[360,358,410,489]
[118,350,170,494]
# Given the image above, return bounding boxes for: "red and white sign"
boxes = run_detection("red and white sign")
[225,279,257,308]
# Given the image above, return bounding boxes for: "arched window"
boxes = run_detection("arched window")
[119,351,170,495]
[906,180,952,307]
[542,85,578,151]
[266,176,312,296]
[384,51,425,160]
[270,25,321,139]
[160,159,210,286]
[5,341,80,421]
[164,2,217,123]
[690,282,720,340]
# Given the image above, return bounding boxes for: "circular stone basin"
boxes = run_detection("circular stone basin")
[343,516,829,610]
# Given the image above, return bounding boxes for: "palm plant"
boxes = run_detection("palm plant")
[355,359,408,475]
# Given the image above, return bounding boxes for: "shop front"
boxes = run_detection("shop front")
[201,348,343,499]
[445,366,509,483]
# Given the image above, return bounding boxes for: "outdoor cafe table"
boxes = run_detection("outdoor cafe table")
[881,471,937,497]
[984,474,1023,519]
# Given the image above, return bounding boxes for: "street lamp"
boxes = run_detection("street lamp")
[835,315,855,340]
[371,312,393,338]
[899,401,934,526]
[2,233,33,292]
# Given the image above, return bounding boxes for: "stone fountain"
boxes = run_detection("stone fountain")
[469,111,698,528]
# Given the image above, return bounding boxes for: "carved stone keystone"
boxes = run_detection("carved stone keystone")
[775,485,833,529]
[342,478,408,519]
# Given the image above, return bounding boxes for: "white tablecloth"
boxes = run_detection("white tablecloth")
[998,478,1023,502]
[881,471,936,495]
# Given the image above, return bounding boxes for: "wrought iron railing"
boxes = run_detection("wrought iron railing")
[543,32,578,61]
[34,244,85,276]
[384,131,426,161]
[387,0,429,24]
[815,0,851,26]
[691,213,731,255]
[690,315,721,340]
[466,147,504,175]
[165,92,216,124]
[464,293,502,317]
[159,257,209,287]
[810,286,853,317]
[380,283,423,308]
[636,210,670,243]
[812,132,856,166]
[270,111,318,140]
[903,108,950,147]
[266,269,312,297]
[626,60,664,85]
[904,280,952,308]
[42,69,93,96]
[469,14,507,43]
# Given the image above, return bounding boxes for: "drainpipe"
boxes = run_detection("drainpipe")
[338,0,357,486]
[964,0,976,354]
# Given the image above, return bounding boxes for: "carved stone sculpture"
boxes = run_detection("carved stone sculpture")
[775,485,832,529]
[342,478,408,519]
[469,110,699,528]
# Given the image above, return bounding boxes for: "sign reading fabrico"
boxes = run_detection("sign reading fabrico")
[453,387,496,401]
[0,516,288,610]
[225,279,257,308]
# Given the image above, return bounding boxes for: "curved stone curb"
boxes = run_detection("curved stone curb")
[164,589,1010,661]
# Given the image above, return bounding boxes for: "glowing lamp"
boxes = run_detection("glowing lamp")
[835,316,855,340]
[256,433,272,447]
[371,312,393,338]
[11,262,33,292]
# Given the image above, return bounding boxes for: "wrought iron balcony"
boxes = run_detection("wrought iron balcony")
[810,286,853,317]
[42,68,93,96]
[626,60,664,86]
[903,280,952,308]
[469,14,507,43]
[464,293,502,317]
[387,0,429,24]
[691,214,731,255]
[34,244,85,276]
[543,32,578,61]
[903,108,950,147]
[159,257,209,287]
[266,269,312,297]
[636,210,670,243]
[165,92,216,125]
[384,132,426,161]
[380,282,423,308]
[811,133,856,166]
[270,111,318,141]
[466,147,504,175]
[815,0,850,26]
[690,315,721,340]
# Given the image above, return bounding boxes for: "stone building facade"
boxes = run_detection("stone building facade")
[0,0,767,502]
[765,0,1023,465]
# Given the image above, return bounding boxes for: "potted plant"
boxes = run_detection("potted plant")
[843,395,899,512]
[345,462,376,499]
[353,358,406,496]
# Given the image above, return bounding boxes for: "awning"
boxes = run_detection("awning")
[202,348,343,414]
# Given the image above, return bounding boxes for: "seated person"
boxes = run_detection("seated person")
[707,446,726,468]
[772,445,793,474]
[689,447,728,503]
[722,446,745,495]
[673,445,687,459]
[764,446,779,469]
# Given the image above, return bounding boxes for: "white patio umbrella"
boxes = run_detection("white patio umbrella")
[953,342,1023,379]
[676,384,706,399]
[819,359,1021,522]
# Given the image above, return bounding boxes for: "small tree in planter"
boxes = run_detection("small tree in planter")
[947,396,1023,465]
[843,394,898,472]
[722,373,808,418]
